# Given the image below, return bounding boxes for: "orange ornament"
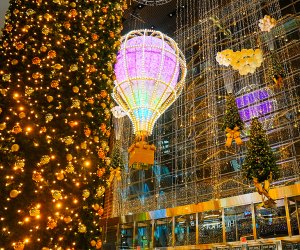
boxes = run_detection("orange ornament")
[15,42,24,50]
[68,121,78,128]
[48,50,56,58]
[97,168,106,177]
[87,98,94,104]
[100,90,108,98]
[86,65,96,73]
[32,57,41,65]
[109,31,115,38]
[32,72,41,79]
[64,21,71,29]
[100,123,106,133]
[92,33,99,41]
[51,80,59,88]
[12,124,22,134]
[101,7,108,13]
[84,127,91,137]
[96,240,102,249]
[47,219,57,229]
[97,206,104,216]
[69,9,77,18]
[32,172,43,182]
[5,24,13,32]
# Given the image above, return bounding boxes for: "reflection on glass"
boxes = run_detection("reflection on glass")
[120,224,134,249]
[255,199,288,238]
[199,210,223,244]
[175,214,196,246]
[104,225,118,249]
[154,218,172,247]
[225,205,253,242]
[288,198,300,236]
[137,221,152,249]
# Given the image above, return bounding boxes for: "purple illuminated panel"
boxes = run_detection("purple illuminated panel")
[236,88,276,123]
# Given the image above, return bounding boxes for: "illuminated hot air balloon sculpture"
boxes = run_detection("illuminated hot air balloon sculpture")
[113,29,187,168]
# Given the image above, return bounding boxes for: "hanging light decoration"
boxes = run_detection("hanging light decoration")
[134,0,172,6]
[113,29,186,168]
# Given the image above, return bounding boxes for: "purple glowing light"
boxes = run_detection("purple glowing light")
[113,30,186,135]
[236,86,277,126]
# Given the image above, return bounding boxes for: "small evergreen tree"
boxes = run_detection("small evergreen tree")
[223,93,244,130]
[242,117,279,183]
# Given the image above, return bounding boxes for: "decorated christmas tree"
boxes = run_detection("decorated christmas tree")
[0,0,125,249]
[223,93,244,147]
[242,118,279,205]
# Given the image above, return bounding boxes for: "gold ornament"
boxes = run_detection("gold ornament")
[42,27,50,35]
[78,37,85,44]
[87,97,94,104]
[72,86,79,93]
[105,157,111,166]
[94,136,99,143]
[14,160,25,169]
[14,242,24,250]
[72,99,80,108]
[2,74,11,81]
[11,144,20,152]
[53,64,63,70]
[26,9,35,16]
[45,113,53,122]
[82,189,90,198]
[66,154,73,161]
[90,240,96,247]
[92,204,100,211]
[70,64,78,71]
[96,186,105,197]
[86,79,93,85]
[19,112,26,119]
[11,59,19,65]
[10,189,19,198]
[98,148,105,159]
[56,172,64,180]
[70,2,76,7]
[52,190,62,200]
[40,155,50,165]
[0,123,6,130]
[47,96,53,102]
[86,9,93,16]
[32,72,41,79]
[25,87,34,95]
[65,164,74,173]
[29,208,40,216]
[92,33,99,41]
[78,224,87,233]
[5,24,13,32]
[86,112,93,117]
[80,142,87,149]
[40,46,48,52]
[64,136,74,145]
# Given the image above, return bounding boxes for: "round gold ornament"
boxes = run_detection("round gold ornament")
[45,113,53,122]
[72,86,79,93]
[47,96,53,102]
[47,219,57,229]
[0,123,6,130]
[11,59,19,65]
[56,172,64,180]
[66,154,73,161]
[32,172,43,182]
[11,144,20,152]
[40,155,50,165]
[90,240,96,247]
[29,208,40,216]
[19,112,26,119]
[10,189,19,198]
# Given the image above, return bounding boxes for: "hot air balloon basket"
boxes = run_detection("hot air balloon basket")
[128,142,156,169]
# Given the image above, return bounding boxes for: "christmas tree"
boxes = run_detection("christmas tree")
[242,118,279,204]
[223,93,244,147]
[0,0,125,249]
